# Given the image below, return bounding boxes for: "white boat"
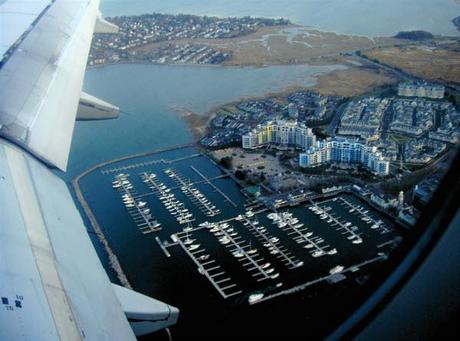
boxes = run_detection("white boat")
[248,293,264,304]
[270,273,279,279]
[328,248,338,255]
[304,232,313,238]
[352,238,363,244]
[247,248,257,255]
[277,222,287,228]
[235,215,244,221]
[232,250,244,258]
[184,238,195,245]
[345,222,352,227]
[304,243,314,249]
[188,244,200,251]
[265,268,274,274]
[371,224,379,229]
[219,237,230,245]
[261,262,271,269]
[270,237,279,243]
[198,254,210,261]
[267,213,278,220]
[312,250,325,258]
[246,211,254,217]
[295,261,304,267]
[329,265,345,275]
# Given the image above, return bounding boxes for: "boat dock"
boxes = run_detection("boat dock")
[141,172,195,225]
[272,211,336,258]
[101,153,201,175]
[191,165,238,208]
[155,237,171,258]
[240,215,303,270]
[337,196,392,234]
[173,233,242,299]
[252,253,388,305]
[113,174,162,234]
[165,168,221,217]
[208,221,280,282]
[311,199,364,245]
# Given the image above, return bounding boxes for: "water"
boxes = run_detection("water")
[100,0,460,37]
[68,63,344,178]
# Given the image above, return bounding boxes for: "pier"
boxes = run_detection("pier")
[273,211,336,258]
[253,253,387,305]
[101,153,201,175]
[72,178,132,289]
[337,196,392,234]
[165,168,221,217]
[174,233,242,299]
[240,215,303,270]
[113,174,162,233]
[191,165,238,208]
[141,172,195,225]
[310,199,363,245]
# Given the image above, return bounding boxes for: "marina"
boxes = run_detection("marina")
[112,173,161,234]
[75,146,403,308]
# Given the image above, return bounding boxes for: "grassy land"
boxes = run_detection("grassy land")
[388,133,412,144]
[362,43,460,84]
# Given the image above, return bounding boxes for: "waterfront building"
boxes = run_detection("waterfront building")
[288,103,299,118]
[398,82,445,99]
[299,137,390,176]
[242,120,316,150]
[337,97,389,141]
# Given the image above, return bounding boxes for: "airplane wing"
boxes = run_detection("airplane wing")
[0,1,178,340]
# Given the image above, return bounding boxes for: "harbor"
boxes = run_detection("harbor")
[74,145,403,309]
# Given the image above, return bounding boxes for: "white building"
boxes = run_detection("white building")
[398,82,445,99]
[299,138,390,176]
[242,120,316,150]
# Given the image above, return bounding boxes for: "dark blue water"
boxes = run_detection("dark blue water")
[100,0,460,37]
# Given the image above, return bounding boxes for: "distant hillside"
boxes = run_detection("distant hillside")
[453,16,460,31]
[394,30,434,40]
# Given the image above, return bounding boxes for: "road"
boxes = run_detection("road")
[326,101,348,136]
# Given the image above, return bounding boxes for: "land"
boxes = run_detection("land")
[394,31,434,41]
[88,12,460,224]
[89,13,290,66]
[90,12,460,100]
[362,42,460,84]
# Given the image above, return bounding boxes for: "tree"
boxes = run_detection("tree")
[235,170,247,181]
[220,156,233,169]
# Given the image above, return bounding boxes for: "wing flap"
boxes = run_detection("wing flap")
[0,0,100,170]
